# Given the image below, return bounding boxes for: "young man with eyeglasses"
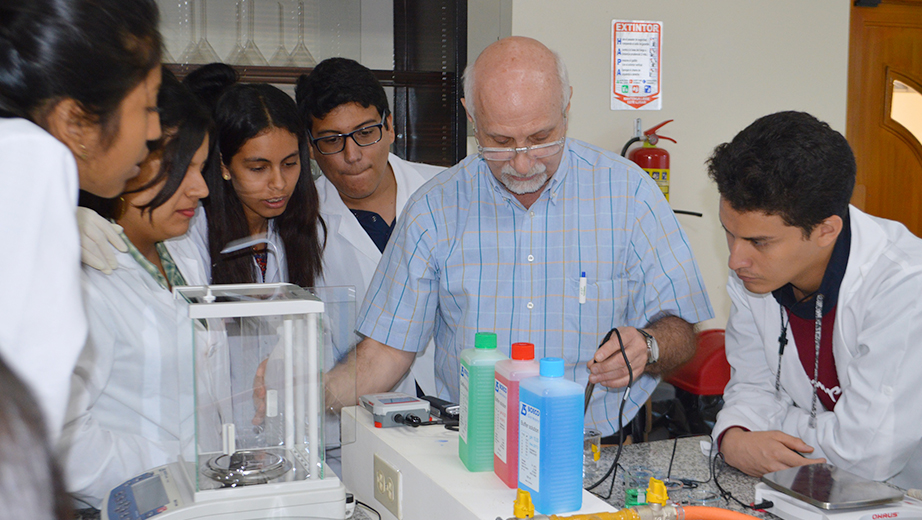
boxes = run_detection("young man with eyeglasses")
[295,58,444,399]
[710,111,922,487]
[326,37,712,441]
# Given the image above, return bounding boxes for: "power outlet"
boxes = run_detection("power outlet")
[373,454,401,518]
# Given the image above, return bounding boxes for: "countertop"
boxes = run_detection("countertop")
[352,435,775,520]
[585,435,775,518]
[75,435,772,520]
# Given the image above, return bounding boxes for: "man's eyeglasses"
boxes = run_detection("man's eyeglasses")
[477,138,566,162]
[308,114,386,155]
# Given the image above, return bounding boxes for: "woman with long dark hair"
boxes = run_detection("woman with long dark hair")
[0,0,162,439]
[185,69,325,287]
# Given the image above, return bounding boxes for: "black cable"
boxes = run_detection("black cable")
[711,451,773,510]
[712,452,745,508]
[69,495,98,512]
[355,500,382,520]
[584,327,618,413]
[667,436,678,479]
[585,328,634,501]
[584,328,622,491]
[394,413,454,428]
[620,136,641,157]
[664,434,712,489]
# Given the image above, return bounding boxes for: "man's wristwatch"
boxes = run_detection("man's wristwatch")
[638,328,659,365]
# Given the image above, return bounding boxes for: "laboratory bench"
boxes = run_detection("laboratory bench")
[73,435,771,520]
[347,432,776,520]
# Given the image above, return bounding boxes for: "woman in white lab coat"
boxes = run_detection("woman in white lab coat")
[183,66,325,287]
[0,0,163,440]
[59,71,213,507]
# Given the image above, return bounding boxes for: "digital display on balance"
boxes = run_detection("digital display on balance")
[104,465,183,520]
[131,476,169,516]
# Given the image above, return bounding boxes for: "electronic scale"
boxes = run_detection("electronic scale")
[755,464,922,520]
[360,392,431,428]
[101,284,352,520]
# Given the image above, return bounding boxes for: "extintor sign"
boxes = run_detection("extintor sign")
[611,20,663,110]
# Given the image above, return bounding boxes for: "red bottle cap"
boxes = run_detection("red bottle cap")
[511,342,535,360]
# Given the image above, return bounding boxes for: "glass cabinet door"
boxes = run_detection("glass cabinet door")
[156,0,467,166]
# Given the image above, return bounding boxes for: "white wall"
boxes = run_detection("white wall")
[511,1,850,330]
[468,0,513,66]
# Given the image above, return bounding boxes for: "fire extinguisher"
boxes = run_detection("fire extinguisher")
[625,119,675,201]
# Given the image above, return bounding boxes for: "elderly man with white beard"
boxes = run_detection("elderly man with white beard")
[325,36,712,440]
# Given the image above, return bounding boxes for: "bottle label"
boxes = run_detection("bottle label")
[494,379,509,462]
[459,363,469,443]
[519,402,541,491]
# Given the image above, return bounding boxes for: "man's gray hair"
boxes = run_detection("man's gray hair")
[462,47,571,125]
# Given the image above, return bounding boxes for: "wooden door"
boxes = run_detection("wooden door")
[847,0,922,236]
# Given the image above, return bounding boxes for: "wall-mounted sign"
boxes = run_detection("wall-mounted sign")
[611,20,662,111]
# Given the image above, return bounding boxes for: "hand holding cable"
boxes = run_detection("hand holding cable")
[586,327,650,388]
[585,328,634,498]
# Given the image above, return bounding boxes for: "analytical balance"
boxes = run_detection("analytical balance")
[101,283,348,520]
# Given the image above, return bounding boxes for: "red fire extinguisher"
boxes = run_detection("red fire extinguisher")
[626,120,675,202]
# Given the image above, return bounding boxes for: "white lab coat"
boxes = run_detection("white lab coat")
[714,206,922,488]
[166,204,288,285]
[0,118,86,441]
[60,244,207,507]
[316,153,443,395]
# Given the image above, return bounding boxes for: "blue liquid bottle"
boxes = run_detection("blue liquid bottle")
[518,357,583,514]
[459,332,507,471]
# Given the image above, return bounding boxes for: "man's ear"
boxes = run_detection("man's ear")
[813,214,843,248]
[383,113,396,145]
[460,98,475,124]
[44,98,92,160]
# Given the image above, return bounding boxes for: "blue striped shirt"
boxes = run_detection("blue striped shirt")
[357,138,713,436]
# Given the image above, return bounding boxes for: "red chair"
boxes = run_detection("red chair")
[667,329,730,396]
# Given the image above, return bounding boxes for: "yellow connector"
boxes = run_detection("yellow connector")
[514,489,535,518]
[645,477,668,506]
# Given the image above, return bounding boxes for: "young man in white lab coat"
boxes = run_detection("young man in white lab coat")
[295,58,444,397]
[710,111,922,489]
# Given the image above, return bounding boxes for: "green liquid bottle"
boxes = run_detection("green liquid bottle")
[458,332,507,471]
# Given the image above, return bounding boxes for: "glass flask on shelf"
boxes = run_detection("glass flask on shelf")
[288,0,317,68]
[235,0,268,66]
[176,0,198,65]
[268,2,290,67]
[191,0,220,64]
[225,0,245,64]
